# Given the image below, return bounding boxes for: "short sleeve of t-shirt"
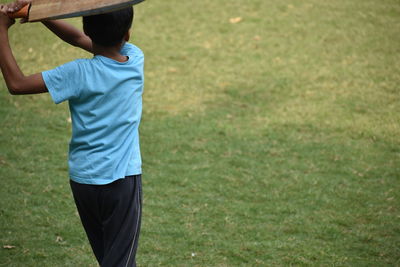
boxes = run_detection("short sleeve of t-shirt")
[42,60,83,104]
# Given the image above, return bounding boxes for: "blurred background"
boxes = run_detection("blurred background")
[0,0,399,266]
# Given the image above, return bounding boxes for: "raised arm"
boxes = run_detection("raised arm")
[7,0,93,53]
[0,4,47,95]
[41,20,93,53]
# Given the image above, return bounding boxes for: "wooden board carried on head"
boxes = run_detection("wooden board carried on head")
[10,0,145,22]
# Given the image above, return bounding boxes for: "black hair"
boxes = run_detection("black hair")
[83,7,134,47]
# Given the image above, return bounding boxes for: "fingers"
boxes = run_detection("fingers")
[7,3,18,13]
[7,0,31,13]
[0,4,16,28]
[7,3,20,13]
[0,4,7,13]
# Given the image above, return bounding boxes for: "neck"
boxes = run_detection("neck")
[92,42,127,62]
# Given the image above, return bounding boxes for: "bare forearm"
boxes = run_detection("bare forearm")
[42,20,82,44]
[42,20,92,52]
[0,29,25,92]
[0,30,47,95]
[0,4,47,94]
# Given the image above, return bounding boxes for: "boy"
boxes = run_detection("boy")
[0,1,144,266]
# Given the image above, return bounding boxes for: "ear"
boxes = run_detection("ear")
[124,30,131,42]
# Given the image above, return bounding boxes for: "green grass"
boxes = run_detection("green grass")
[1,0,399,266]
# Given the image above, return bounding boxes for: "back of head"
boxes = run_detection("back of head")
[83,7,134,47]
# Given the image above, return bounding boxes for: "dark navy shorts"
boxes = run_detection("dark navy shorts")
[70,175,142,267]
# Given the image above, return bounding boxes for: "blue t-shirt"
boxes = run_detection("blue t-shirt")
[42,43,144,185]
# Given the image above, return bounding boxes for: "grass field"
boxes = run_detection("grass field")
[0,0,399,266]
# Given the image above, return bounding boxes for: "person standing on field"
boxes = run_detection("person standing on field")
[0,1,144,265]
